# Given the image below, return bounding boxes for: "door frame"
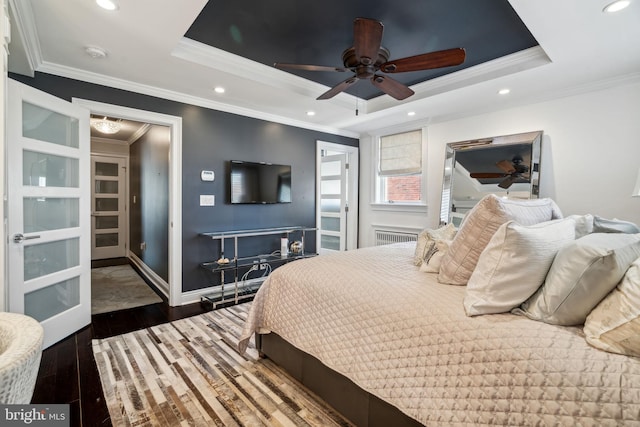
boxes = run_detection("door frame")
[73,98,183,306]
[316,141,359,251]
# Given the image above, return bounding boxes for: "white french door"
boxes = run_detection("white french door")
[7,80,91,349]
[91,155,126,260]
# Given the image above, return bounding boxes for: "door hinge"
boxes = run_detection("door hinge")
[345,163,349,170]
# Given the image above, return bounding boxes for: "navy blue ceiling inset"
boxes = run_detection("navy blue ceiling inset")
[185,0,538,100]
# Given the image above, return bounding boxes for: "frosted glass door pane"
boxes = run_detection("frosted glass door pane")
[95,162,118,176]
[22,102,79,148]
[24,238,79,281]
[320,198,340,213]
[321,216,340,232]
[321,160,341,176]
[96,233,118,247]
[24,197,79,232]
[24,277,80,322]
[95,180,118,194]
[95,198,118,211]
[95,216,118,229]
[23,150,79,188]
[321,235,341,251]
[321,180,341,195]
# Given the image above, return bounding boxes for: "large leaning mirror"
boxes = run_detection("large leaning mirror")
[440,130,542,226]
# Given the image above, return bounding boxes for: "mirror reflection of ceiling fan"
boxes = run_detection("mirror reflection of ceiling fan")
[274,18,466,100]
[469,156,530,189]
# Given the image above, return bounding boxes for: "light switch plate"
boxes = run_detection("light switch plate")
[200,195,215,206]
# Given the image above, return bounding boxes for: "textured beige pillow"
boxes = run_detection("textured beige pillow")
[438,195,563,285]
[413,223,456,266]
[584,257,640,357]
[464,218,576,316]
[419,239,452,273]
[516,233,640,326]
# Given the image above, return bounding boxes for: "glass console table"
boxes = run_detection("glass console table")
[200,226,316,308]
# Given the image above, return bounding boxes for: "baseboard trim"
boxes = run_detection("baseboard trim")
[128,254,170,301]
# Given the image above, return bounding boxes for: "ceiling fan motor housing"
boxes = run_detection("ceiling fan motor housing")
[342,46,390,79]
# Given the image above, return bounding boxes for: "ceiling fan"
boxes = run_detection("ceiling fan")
[274,18,466,100]
[469,156,530,189]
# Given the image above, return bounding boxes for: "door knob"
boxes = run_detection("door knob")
[13,233,40,243]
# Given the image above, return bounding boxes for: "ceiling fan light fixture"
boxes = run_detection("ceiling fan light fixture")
[92,117,121,134]
[603,0,631,13]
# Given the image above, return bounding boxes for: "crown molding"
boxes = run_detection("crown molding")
[36,61,360,138]
[171,37,359,111]
[8,0,42,76]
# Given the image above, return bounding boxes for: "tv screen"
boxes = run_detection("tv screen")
[229,160,292,204]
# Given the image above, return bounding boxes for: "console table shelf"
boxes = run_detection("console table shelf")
[199,226,316,308]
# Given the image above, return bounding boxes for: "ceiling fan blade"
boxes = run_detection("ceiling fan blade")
[470,172,509,178]
[317,76,359,100]
[498,175,516,189]
[371,75,414,100]
[496,159,516,174]
[353,18,383,66]
[380,48,466,73]
[274,63,348,73]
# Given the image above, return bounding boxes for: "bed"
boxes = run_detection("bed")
[238,240,640,426]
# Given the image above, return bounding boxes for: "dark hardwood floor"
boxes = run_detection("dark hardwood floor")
[31,300,211,427]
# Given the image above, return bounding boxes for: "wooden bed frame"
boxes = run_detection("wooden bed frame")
[258,332,424,427]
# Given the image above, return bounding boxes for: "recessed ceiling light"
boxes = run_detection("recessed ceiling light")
[407,111,416,116]
[498,88,511,95]
[214,86,225,94]
[306,111,316,116]
[96,0,118,11]
[603,0,631,12]
[85,46,107,59]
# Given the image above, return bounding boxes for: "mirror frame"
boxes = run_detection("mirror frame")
[440,130,542,226]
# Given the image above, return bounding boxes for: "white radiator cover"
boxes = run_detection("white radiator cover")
[373,228,419,246]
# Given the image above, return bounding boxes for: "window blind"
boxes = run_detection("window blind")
[379,130,422,176]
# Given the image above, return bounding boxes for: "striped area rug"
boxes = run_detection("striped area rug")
[92,303,353,426]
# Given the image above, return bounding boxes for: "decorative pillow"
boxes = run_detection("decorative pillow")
[420,239,452,273]
[464,218,576,316]
[593,215,640,234]
[438,194,563,285]
[566,213,594,239]
[584,257,640,357]
[413,223,456,266]
[515,233,640,326]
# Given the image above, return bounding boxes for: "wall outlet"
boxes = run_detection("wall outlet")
[140,242,146,251]
[259,258,268,270]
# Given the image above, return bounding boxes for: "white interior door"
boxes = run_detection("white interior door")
[317,153,348,253]
[7,80,91,349]
[316,141,359,253]
[91,155,126,260]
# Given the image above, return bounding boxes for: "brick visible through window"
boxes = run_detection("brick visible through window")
[386,175,421,202]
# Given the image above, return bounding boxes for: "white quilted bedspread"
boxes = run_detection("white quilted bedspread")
[239,243,640,426]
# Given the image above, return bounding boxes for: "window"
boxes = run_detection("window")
[375,129,424,205]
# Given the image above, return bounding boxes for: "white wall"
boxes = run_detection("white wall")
[0,0,8,310]
[359,80,640,247]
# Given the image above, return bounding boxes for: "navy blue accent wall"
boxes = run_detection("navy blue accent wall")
[10,72,358,293]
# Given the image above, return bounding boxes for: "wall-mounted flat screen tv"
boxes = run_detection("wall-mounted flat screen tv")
[229,160,292,204]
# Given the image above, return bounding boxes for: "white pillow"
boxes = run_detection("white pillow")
[516,233,640,325]
[584,257,640,357]
[566,213,594,239]
[413,223,456,266]
[439,194,563,285]
[464,218,576,316]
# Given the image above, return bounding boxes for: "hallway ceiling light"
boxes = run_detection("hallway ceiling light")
[92,117,122,134]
